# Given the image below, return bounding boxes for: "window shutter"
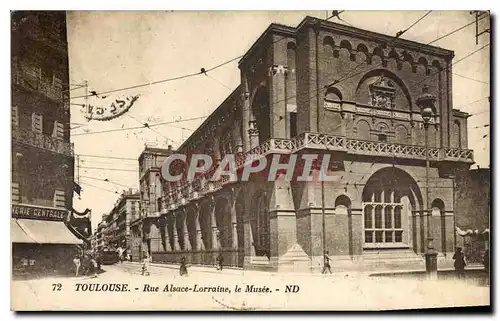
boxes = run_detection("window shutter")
[53,189,66,208]
[52,121,64,139]
[31,113,43,134]
[12,106,19,127]
[12,182,20,203]
[53,75,62,89]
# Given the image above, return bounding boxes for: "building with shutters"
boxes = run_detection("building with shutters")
[11,11,83,277]
[100,189,140,255]
[130,145,173,261]
[144,16,476,272]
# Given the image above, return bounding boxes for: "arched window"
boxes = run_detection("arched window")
[362,167,422,246]
[395,125,408,144]
[335,195,351,215]
[356,120,371,141]
[325,87,342,110]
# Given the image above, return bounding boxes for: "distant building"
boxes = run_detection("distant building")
[94,215,108,251]
[130,145,173,261]
[98,190,140,254]
[11,11,84,277]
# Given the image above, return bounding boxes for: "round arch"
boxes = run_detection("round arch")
[355,68,414,111]
[362,167,423,246]
[250,86,271,145]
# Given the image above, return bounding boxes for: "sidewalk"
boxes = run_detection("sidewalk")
[122,261,373,278]
[122,261,487,278]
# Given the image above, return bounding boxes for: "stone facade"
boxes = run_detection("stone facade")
[145,16,474,272]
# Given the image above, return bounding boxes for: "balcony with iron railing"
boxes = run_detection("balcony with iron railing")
[12,62,63,103]
[163,133,474,209]
[12,126,74,157]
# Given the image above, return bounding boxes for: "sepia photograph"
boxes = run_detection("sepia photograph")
[9,9,491,311]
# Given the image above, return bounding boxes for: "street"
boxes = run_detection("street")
[12,262,490,311]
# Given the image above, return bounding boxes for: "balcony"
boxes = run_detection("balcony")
[13,126,74,157]
[164,134,474,208]
[294,133,474,163]
[12,62,63,102]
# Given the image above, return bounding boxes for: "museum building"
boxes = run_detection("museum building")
[143,16,474,272]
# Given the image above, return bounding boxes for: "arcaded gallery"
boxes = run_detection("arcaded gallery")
[140,16,474,272]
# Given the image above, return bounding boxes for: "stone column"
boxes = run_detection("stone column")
[241,71,250,152]
[269,64,287,139]
[182,210,192,251]
[171,213,181,251]
[164,217,172,252]
[349,207,364,257]
[195,212,205,251]
[243,213,256,266]
[210,204,220,250]
[248,121,259,150]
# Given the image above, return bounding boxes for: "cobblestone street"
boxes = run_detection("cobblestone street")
[12,262,490,311]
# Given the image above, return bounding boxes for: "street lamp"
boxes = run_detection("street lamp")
[416,85,438,280]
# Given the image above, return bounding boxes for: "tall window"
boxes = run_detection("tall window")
[361,168,419,247]
[364,202,404,245]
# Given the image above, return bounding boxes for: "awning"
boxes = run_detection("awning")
[11,218,83,245]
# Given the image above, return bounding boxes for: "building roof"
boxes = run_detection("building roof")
[177,85,241,152]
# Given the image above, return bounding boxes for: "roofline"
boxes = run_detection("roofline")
[138,147,173,162]
[296,16,454,59]
[177,85,241,152]
[238,23,296,67]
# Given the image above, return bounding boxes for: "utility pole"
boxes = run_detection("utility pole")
[76,155,80,184]
[470,11,490,45]
[84,80,89,117]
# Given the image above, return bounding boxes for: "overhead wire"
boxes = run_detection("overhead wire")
[395,11,433,38]
[453,72,489,85]
[79,166,138,173]
[80,175,133,189]
[71,115,207,137]
[78,180,120,194]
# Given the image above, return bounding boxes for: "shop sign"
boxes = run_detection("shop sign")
[12,204,67,221]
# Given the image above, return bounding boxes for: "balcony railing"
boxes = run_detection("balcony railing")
[12,63,63,102]
[164,134,474,209]
[12,126,74,157]
[295,133,473,163]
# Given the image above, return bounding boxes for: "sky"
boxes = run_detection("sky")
[66,11,491,231]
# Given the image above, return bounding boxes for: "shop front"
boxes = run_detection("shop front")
[11,204,83,278]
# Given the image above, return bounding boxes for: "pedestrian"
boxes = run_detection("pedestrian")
[179,257,188,276]
[73,255,81,277]
[95,252,102,272]
[453,247,466,279]
[128,253,132,262]
[117,246,123,263]
[216,253,224,271]
[141,251,150,276]
[90,255,98,278]
[321,250,332,274]
[483,249,490,273]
